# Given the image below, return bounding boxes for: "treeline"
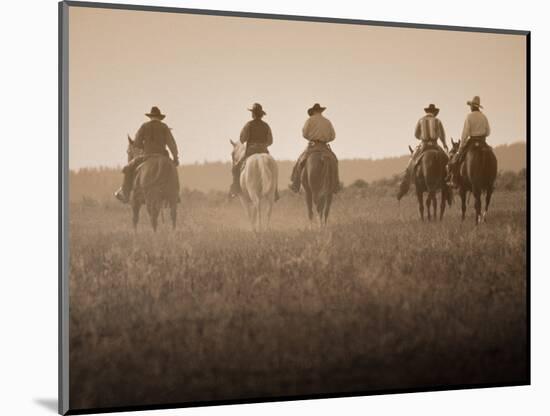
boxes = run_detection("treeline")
[76,168,526,210]
[347,168,527,198]
[69,142,526,203]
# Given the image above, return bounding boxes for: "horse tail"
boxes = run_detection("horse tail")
[257,155,277,198]
[316,156,329,200]
[425,174,439,193]
[471,147,497,193]
[422,155,440,193]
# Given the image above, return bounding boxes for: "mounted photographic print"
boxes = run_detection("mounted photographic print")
[59,1,530,414]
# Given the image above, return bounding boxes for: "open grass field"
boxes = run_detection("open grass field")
[69,189,528,411]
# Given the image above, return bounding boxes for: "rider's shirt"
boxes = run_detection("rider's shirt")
[415,114,446,144]
[302,113,336,143]
[134,120,179,159]
[461,110,491,141]
[240,119,273,147]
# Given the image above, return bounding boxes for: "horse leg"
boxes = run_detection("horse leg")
[170,202,177,229]
[132,201,141,230]
[483,189,493,223]
[146,199,159,232]
[257,198,263,232]
[460,188,467,221]
[305,189,314,228]
[316,196,325,229]
[432,192,438,221]
[416,191,424,221]
[323,194,333,227]
[250,200,259,232]
[265,198,274,231]
[440,191,446,221]
[426,193,432,221]
[473,189,482,225]
[238,194,253,228]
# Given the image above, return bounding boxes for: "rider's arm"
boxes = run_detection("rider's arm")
[461,116,471,142]
[240,122,250,144]
[484,115,491,137]
[438,120,448,149]
[326,121,336,143]
[414,120,422,140]
[134,124,146,149]
[165,127,179,160]
[266,125,273,146]
[302,119,312,141]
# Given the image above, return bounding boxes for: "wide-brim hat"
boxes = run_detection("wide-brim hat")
[308,103,326,116]
[424,103,440,115]
[467,96,483,108]
[145,106,166,120]
[248,103,266,116]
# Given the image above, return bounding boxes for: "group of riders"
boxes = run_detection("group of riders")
[114,95,491,204]
[397,95,491,200]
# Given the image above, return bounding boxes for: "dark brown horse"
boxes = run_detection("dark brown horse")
[301,150,338,228]
[449,138,497,224]
[409,145,451,221]
[127,136,179,231]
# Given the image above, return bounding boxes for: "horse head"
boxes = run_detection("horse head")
[127,134,144,163]
[230,139,246,166]
[449,138,460,158]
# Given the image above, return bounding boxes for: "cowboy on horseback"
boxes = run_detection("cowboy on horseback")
[289,103,339,193]
[115,106,179,203]
[397,103,449,200]
[447,96,491,187]
[229,103,274,197]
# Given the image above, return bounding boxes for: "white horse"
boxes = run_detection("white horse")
[230,140,278,232]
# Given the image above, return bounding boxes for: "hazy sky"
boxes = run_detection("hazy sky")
[68,6,526,169]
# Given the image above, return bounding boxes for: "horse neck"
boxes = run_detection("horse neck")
[233,144,246,165]
[129,146,143,161]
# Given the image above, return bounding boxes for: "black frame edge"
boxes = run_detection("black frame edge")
[59,1,70,415]
[525,31,531,386]
[63,0,529,36]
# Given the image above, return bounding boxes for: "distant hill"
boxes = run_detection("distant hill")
[69,142,526,201]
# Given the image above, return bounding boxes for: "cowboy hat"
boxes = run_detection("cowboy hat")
[424,103,440,115]
[145,106,166,120]
[248,103,266,116]
[308,103,326,116]
[467,96,483,108]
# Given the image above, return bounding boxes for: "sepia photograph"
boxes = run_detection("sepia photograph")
[60,1,529,414]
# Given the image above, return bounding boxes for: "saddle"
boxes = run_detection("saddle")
[456,138,491,165]
[237,143,270,172]
[304,141,336,158]
[466,138,490,151]
[413,141,446,168]
[245,143,269,157]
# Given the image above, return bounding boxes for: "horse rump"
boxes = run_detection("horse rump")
[134,155,179,203]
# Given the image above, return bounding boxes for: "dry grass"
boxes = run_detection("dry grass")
[69,190,527,410]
